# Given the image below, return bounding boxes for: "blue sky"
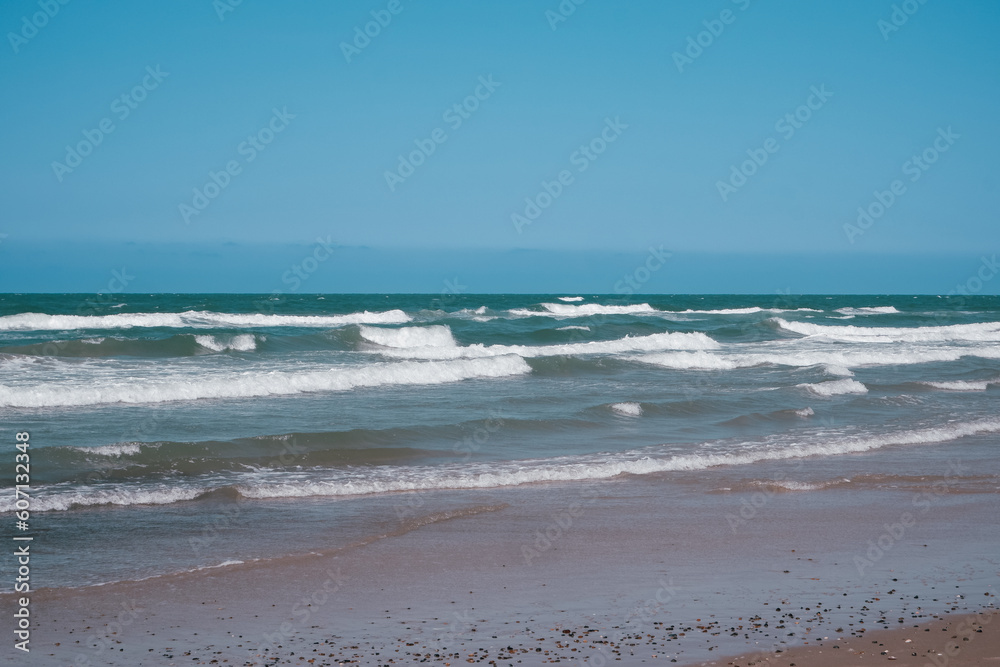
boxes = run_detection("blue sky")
[1,0,998,292]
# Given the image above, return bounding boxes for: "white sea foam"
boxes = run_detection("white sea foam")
[753,479,829,491]
[611,402,643,416]
[71,442,145,457]
[674,307,823,315]
[9,485,205,512]
[773,318,1000,343]
[799,379,868,396]
[14,418,1000,512]
[919,379,998,392]
[451,307,496,322]
[0,309,411,331]
[678,307,766,315]
[234,418,1000,498]
[637,347,993,371]
[359,325,457,349]
[508,303,658,317]
[557,296,585,302]
[0,355,532,408]
[369,331,719,360]
[556,326,591,331]
[794,407,815,417]
[194,334,257,352]
[823,364,855,377]
[540,303,657,316]
[638,351,740,370]
[835,306,900,315]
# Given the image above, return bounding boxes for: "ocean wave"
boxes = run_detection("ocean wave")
[835,306,900,315]
[71,442,147,457]
[610,402,643,416]
[359,325,457,349]
[719,406,816,427]
[0,355,531,408]
[637,346,1000,371]
[675,307,822,315]
[751,479,834,492]
[918,379,999,392]
[194,334,258,352]
[14,418,999,512]
[798,379,868,396]
[0,309,411,331]
[509,303,658,318]
[637,351,740,370]
[13,485,206,512]
[773,318,1000,343]
[557,296,584,302]
[448,307,496,322]
[367,331,719,360]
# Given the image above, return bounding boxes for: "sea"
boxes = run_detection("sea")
[1,293,998,589]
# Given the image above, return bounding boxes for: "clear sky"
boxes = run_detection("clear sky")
[1,0,998,292]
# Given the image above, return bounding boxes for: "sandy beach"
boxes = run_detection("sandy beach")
[703,610,999,667]
[10,456,998,666]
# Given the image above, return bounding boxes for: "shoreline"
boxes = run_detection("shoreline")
[8,465,998,666]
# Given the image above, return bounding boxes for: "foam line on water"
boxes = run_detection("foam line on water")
[773,318,1000,343]
[15,418,999,512]
[0,355,531,407]
[367,331,719,360]
[0,309,411,331]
